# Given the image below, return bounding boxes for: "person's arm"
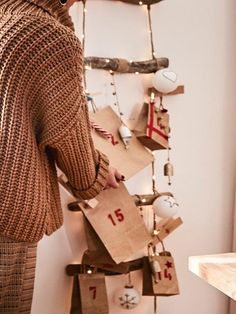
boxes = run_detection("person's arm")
[47,106,110,200]
[35,26,113,199]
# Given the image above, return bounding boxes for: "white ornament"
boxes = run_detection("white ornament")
[114,285,140,310]
[152,69,178,94]
[153,195,179,218]
[119,124,132,149]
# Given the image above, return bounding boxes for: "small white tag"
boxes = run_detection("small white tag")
[86,198,98,208]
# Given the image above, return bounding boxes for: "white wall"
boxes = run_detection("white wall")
[32,0,236,313]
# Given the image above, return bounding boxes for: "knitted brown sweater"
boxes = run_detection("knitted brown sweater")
[0,0,109,242]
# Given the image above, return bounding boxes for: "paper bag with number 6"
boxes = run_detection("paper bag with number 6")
[80,182,152,264]
[70,273,109,314]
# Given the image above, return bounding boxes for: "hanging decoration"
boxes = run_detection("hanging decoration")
[110,71,133,149]
[114,273,140,310]
[118,124,132,149]
[142,242,180,297]
[147,3,178,94]
[164,144,174,185]
[134,94,170,150]
[152,68,178,94]
[152,195,179,218]
[64,3,184,314]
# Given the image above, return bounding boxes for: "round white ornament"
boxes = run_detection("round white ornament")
[153,195,179,218]
[152,69,178,93]
[114,285,140,310]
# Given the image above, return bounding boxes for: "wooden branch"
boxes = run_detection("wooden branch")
[67,191,174,212]
[148,85,185,96]
[66,258,143,276]
[67,192,173,211]
[85,57,169,73]
[133,192,173,206]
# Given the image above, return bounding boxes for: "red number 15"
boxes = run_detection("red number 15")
[108,209,124,226]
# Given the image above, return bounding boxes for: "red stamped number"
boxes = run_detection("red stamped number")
[89,286,97,299]
[108,208,124,226]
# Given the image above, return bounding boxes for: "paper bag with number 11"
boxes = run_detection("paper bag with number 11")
[80,182,152,264]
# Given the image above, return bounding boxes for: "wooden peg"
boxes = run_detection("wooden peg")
[148,85,185,97]
[151,217,183,245]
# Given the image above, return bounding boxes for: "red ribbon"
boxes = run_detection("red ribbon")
[146,102,169,140]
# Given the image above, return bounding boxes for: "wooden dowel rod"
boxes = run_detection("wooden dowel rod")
[66,258,143,276]
[148,85,185,96]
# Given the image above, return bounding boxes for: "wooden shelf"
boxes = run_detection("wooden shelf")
[189,253,236,300]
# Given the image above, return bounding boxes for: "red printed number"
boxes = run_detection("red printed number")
[108,209,124,226]
[89,286,97,299]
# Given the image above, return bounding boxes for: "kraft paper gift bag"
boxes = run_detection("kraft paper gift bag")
[134,102,170,151]
[142,247,180,296]
[89,106,153,179]
[80,182,152,264]
[82,217,130,274]
[70,273,109,314]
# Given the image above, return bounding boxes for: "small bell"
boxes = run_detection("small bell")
[164,146,174,185]
[164,162,174,185]
[150,259,162,283]
[119,124,132,149]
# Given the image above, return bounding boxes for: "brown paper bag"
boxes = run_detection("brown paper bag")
[142,251,180,296]
[79,273,109,314]
[70,273,109,314]
[82,217,130,274]
[89,106,153,179]
[134,102,170,150]
[70,275,81,314]
[80,182,152,264]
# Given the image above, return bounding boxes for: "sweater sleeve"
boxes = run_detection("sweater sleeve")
[48,111,110,200]
[35,28,109,199]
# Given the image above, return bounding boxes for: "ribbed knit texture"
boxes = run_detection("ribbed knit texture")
[0,0,109,242]
[0,236,37,313]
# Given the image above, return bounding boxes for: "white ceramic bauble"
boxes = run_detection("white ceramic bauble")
[119,124,132,139]
[114,285,140,310]
[152,69,178,93]
[153,195,179,218]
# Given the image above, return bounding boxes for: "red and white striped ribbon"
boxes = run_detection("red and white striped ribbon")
[90,121,119,145]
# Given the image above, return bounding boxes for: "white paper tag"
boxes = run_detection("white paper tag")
[86,198,99,208]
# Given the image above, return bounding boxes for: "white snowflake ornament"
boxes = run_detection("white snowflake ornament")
[114,285,140,310]
[153,195,179,218]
